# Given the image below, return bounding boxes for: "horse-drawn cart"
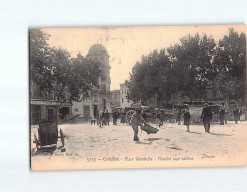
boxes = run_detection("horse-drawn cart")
[124,104,152,124]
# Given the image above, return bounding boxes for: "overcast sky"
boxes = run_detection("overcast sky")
[42,24,245,90]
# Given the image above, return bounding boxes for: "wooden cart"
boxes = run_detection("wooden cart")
[33,121,65,151]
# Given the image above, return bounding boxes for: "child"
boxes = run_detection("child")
[183,107,191,132]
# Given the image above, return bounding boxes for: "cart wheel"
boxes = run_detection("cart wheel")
[60,129,65,147]
[33,133,40,150]
[125,110,136,125]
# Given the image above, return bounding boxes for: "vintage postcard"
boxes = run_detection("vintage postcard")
[30,24,247,170]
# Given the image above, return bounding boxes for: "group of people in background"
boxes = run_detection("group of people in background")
[217,104,242,125]
[92,109,125,127]
[176,103,243,134]
[90,103,244,141]
[91,110,110,127]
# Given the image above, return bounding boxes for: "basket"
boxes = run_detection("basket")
[141,123,159,135]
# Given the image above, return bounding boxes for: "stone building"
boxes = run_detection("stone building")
[30,81,71,124]
[110,90,120,110]
[170,86,224,105]
[120,83,133,109]
[72,44,112,120]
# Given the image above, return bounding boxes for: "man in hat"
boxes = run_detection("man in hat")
[201,103,213,133]
[183,107,191,132]
[105,110,110,126]
[233,107,240,124]
[112,110,118,125]
[130,109,147,141]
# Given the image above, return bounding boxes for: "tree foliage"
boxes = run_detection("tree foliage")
[30,29,100,103]
[213,28,246,104]
[126,49,171,106]
[167,33,216,100]
[126,29,246,107]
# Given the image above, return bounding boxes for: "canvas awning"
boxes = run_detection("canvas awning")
[31,99,61,106]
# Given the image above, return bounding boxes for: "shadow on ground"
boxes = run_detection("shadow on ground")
[32,146,57,156]
[210,132,232,136]
[144,138,162,141]
[188,131,202,134]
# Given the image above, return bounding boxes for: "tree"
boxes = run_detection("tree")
[167,33,216,101]
[48,47,73,102]
[126,49,171,107]
[213,28,246,105]
[30,29,53,94]
[70,53,100,102]
[30,29,100,103]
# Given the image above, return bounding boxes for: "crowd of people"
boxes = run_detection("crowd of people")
[130,103,244,141]
[176,103,243,134]
[90,103,244,142]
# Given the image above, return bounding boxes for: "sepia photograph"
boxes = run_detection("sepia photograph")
[29,24,247,170]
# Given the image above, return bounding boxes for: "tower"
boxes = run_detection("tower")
[87,44,111,92]
[87,44,111,114]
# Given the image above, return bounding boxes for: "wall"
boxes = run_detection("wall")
[120,83,132,108]
[72,97,93,119]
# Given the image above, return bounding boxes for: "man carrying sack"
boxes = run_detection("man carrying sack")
[130,109,147,141]
[130,109,159,141]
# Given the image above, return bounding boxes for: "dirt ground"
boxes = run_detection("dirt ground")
[31,120,247,170]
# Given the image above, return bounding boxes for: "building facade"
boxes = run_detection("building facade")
[120,83,133,108]
[30,81,71,124]
[110,90,120,110]
[72,44,112,120]
[170,86,223,105]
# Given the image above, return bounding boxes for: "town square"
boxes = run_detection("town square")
[30,25,247,170]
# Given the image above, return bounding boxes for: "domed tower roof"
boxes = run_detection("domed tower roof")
[87,44,109,57]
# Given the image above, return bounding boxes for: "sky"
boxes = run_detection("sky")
[42,24,246,90]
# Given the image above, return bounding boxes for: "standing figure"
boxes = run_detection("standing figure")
[223,103,228,124]
[101,110,106,126]
[155,110,162,128]
[105,110,110,125]
[120,111,125,124]
[233,108,240,124]
[219,106,225,125]
[130,109,147,141]
[98,111,103,128]
[112,110,118,125]
[201,103,213,133]
[96,112,101,125]
[176,108,182,125]
[183,107,191,132]
[239,108,242,121]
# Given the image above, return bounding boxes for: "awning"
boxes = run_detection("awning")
[31,99,61,106]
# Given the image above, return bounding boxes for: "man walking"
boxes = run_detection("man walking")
[130,109,147,141]
[201,103,213,133]
[183,107,191,132]
[233,108,240,124]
